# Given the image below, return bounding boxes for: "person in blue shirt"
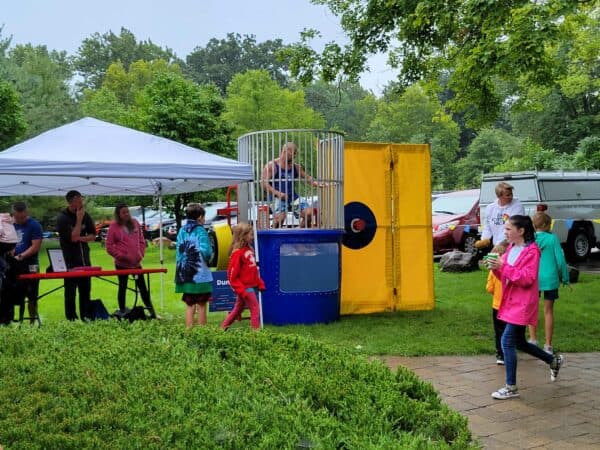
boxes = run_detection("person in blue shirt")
[12,201,43,323]
[261,142,321,228]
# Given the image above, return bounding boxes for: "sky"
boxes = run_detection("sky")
[1,0,396,94]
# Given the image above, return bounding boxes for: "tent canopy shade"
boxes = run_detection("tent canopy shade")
[0,117,253,196]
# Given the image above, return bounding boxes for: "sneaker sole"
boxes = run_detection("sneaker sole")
[492,392,520,400]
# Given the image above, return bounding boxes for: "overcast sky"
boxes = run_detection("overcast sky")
[2,0,396,94]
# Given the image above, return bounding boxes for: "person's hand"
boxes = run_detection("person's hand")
[76,207,85,222]
[488,257,503,271]
[278,192,287,200]
[474,238,491,249]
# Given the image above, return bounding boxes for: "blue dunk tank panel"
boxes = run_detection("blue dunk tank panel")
[257,229,343,325]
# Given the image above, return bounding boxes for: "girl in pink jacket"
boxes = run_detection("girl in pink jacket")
[106,203,156,318]
[487,215,564,400]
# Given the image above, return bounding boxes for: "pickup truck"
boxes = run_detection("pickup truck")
[480,171,600,262]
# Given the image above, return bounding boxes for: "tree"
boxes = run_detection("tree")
[81,59,182,125]
[4,44,80,138]
[364,84,460,189]
[572,136,600,170]
[455,129,522,187]
[0,80,27,149]
[74,27,179,90]
[285,0,591,125]
[185,33,291,94]
[303,80,377,140]
[224,70,325,137]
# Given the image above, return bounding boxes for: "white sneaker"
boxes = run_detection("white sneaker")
[492,385,520,400]
[527,339,538,346]
[543,345,553,355]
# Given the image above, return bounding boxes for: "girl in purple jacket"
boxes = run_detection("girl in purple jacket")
[487,215,564,400]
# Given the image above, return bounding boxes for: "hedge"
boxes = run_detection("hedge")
[0,322,475,449]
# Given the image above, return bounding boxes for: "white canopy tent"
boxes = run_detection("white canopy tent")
[0,117,253,310]
[0,117,252,196]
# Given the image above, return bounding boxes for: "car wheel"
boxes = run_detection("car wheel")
[462,233,478,255]
[566,228,591,262]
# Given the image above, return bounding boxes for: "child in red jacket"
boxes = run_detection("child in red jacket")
[221,223,265,330]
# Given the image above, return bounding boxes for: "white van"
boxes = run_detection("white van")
[480,171,600,262]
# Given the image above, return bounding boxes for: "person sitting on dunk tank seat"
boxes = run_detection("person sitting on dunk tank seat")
[261,142,320,228]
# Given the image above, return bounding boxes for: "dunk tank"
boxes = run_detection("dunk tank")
[213,133,435,325]
[236,130,344,325]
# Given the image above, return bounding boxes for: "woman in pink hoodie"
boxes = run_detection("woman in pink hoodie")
[487,215,564,400]
[105,203,156,318]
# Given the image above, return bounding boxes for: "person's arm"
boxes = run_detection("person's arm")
[296,164,325,188]
[136,220,146,260]
[227,250,246,296]
[485,271,495,294]
[15,221,43,262]
[553,236,570,285]
[261,161,285,199]
[105,224,124,259]
[497,247,539,287]
[198,227,213,262]
[78,213,97,243]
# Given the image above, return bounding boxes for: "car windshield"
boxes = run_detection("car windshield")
[432,194,478,215]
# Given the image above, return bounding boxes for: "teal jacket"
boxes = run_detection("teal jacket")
[535,231,569,291]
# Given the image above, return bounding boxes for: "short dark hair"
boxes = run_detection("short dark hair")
[65,190,82,202]
[185,203,205,221]
[509,214,536,244]
[12,201,27,213]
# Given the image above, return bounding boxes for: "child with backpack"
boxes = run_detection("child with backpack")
[528,212,570,354]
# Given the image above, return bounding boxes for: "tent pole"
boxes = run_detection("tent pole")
[249,182,263,329]
[158,192,165,313]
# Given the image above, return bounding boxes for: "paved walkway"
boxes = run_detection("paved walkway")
[382,353,600,449]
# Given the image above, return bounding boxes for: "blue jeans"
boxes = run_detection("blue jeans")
[501,323,554,386]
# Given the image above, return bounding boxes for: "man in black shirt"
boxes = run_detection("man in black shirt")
[56,190,96,320]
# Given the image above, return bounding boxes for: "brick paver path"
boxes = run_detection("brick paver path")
[382,352,599,449]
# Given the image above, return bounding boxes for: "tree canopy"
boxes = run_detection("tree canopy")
[224,70,325,137]
[185,33,291,94]
[286,0,594,126]
[74,27,179,91]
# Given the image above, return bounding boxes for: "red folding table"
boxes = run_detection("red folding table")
[17,268,167,325]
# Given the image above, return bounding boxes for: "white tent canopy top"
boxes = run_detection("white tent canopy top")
[0,117,253,196]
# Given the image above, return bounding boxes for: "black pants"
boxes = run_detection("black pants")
[492,308,506,358]
[64,277,91,321]
[116,265,155,317]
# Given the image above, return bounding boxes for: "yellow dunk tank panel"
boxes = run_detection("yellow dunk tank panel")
[341,142,434,314]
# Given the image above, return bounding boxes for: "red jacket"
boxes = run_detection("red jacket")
[105,219,146,269]
[227,246,266,296]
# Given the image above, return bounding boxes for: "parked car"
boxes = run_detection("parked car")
[432,189,480,255]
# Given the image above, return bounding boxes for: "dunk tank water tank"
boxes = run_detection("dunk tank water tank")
[237,130,344,325]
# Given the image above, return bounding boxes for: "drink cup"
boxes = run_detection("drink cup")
[485,252,499,268]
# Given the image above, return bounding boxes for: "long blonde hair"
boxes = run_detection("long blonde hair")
[231,223,253,251]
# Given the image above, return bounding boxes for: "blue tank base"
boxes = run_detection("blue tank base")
[257,229,342,326]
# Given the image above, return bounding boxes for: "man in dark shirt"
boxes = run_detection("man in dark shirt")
[56,190,96,320]
[13,201,43,323]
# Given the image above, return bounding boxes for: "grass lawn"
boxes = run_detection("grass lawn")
[22,240,600,356]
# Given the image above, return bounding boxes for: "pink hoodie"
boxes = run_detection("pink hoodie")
[494,242,540,326]
[105,219,146,269]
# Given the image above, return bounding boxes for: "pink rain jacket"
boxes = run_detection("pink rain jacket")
[494,242,540,326]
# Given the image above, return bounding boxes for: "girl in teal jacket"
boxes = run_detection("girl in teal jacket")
[528,212,570,354]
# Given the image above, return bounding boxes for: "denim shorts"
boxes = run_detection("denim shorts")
[540,288,559,301]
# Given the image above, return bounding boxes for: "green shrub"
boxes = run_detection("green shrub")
[0,322,475,449]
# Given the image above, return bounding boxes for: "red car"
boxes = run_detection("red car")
[432,189,480,255]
